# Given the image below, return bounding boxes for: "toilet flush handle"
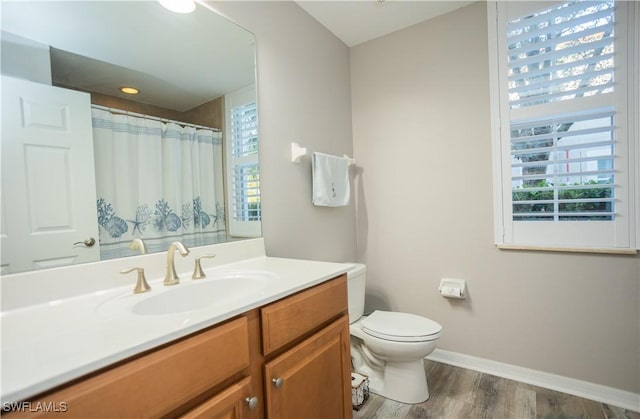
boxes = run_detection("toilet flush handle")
[272,377,284,389]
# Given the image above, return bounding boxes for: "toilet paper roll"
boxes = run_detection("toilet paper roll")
[440,286,462,298]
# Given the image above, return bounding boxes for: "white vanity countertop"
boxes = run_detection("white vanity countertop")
[0,256,350,404]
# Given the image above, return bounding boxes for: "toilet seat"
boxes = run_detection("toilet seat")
[361,310,442,342]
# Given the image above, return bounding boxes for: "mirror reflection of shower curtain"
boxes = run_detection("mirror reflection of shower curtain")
[91,108,226,260]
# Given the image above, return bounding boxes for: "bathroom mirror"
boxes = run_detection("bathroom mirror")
[0,1,259,274]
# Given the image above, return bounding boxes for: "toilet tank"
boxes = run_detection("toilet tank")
[345,263,366,324]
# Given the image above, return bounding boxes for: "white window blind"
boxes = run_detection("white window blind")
[232,163,260,222]
[507,1,615,109]
[229,101,260,223]
[230,102,258,159]
[488,0,637,250]
[225,85,261,237]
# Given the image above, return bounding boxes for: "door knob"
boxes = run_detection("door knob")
[245,396,259,409]
[73,237,96,247]
[272,377,284,389]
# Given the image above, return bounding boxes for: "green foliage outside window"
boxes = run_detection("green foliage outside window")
[513,180,613,220]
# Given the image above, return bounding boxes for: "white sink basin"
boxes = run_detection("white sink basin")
[131,270,278,315]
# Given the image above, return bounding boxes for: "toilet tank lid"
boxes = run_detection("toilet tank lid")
[362,310,442,339]
[345,263,366,278]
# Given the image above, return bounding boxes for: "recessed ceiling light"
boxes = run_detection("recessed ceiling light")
[120,87,140,95]
[158,0,196,14]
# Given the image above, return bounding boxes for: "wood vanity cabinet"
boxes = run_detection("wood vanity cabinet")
[5,275,351,419]
[4,315,260,419]
[261,275,352,419]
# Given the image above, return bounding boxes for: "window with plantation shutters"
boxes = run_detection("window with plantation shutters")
[487,0,638,251]
[225,85,261,237]
[511,110,615,222]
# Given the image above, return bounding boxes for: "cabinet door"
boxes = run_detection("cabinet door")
[264,316,352,419]
[181,377,258,419]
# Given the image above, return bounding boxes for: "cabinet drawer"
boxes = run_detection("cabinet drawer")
[18,316,250,418]
[181,377,254,419]
[261,275,347,355]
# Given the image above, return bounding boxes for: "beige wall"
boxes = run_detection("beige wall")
[209,1,357,262]
[209,0,638,393]
[350,2,640,393]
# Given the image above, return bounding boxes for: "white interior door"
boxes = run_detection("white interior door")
[1,76,100,274]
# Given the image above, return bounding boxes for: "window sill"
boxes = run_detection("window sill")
[496,244,638,255]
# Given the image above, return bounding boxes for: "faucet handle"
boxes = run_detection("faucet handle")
[192,254,217,280]
[121,267,151,294]
[129,239,147,255]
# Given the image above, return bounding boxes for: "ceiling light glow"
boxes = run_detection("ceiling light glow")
[158,0,196,14]
[120,87,140,95]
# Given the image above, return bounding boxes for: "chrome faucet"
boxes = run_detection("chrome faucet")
[164,241,190,286]
[129,238,147,255]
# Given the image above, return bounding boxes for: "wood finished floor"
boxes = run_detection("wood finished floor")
[353,360,640,419]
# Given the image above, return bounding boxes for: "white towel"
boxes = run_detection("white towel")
[312,152,350,207]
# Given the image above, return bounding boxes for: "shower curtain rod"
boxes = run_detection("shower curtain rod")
[91,104,221,132]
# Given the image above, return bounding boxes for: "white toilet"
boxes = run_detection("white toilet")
[346,263,442,404]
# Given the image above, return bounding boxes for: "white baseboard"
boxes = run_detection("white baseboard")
[426,349,640,413]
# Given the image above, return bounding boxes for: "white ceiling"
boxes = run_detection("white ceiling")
[296,1,474,47]
[1,1,256,111]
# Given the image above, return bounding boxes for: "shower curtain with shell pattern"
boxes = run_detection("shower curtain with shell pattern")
[92,108,226,260]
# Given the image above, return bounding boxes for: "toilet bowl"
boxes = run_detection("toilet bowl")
[346,264,442,404]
